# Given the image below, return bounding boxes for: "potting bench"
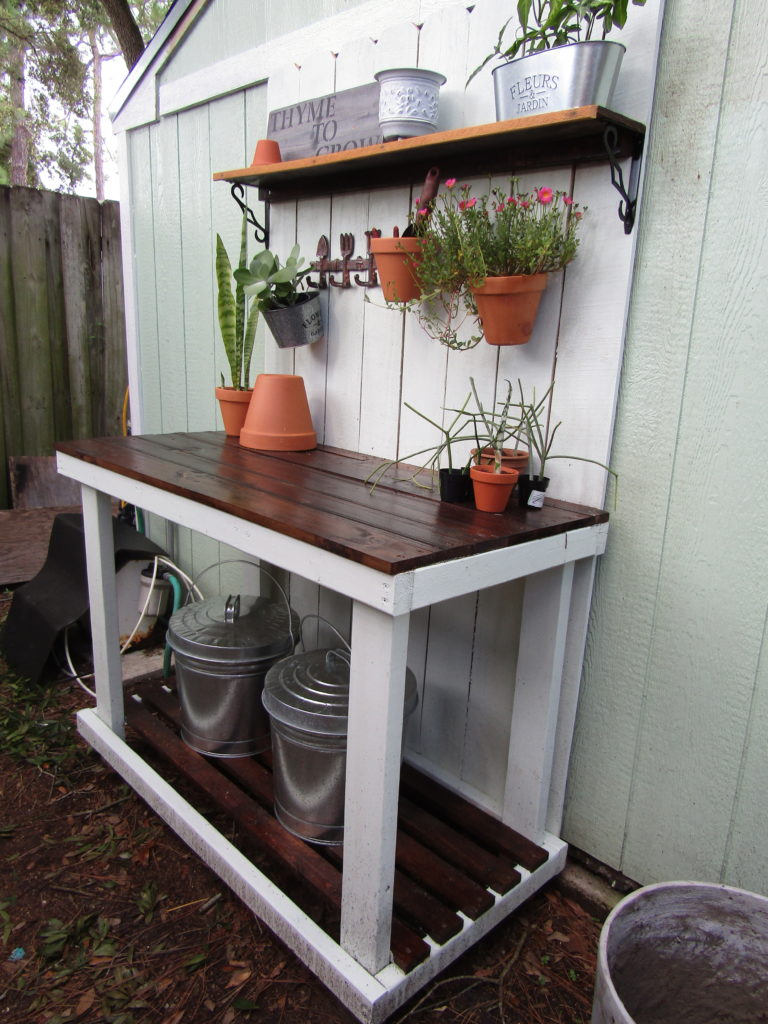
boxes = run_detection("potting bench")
[56,432,608,1023]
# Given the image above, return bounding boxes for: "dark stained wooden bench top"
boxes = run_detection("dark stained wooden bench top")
[57,432,608,575]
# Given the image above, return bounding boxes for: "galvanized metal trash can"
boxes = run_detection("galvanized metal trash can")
[262,648,418,845]
[167,594,299,757]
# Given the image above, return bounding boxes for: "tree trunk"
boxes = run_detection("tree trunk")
[8,44,31,186]
[90,31,105,201]
[99,0,145,69]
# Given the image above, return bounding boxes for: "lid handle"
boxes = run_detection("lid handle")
[224,594,241,623]
[326,648,351,671]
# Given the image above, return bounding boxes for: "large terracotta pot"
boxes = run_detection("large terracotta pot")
[370,237,424,303]
[239,374,317,452]
[471,273,548,345]
[215,386,253,437]
[472,447,529,475]
[469,464,519,513]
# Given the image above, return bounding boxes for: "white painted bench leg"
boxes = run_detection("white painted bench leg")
[546,555,598,836]
[341,602,410,973]
[502,562,575,841]
[80,484,124,738]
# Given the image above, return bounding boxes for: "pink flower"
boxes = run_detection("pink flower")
[563,196,573,206]
[519,200,530,209]
[445,177,457,188]
[537,187,554,204]
[494,203,505,213]
[507,196,518,206]
[574,210,583,219]
[418,207,428,217]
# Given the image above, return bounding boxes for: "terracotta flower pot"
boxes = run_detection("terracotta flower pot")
[471,447,529,475]
[251,138,282,165]
[370,236,424,303]
[215,386,253,437]
[469,464,519,513]
[239,374,317,452]
[471,273,548,345]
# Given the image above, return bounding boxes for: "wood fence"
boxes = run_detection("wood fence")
[0,185,127,509]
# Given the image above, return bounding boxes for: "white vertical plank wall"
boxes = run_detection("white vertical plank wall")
[116,0,666,836]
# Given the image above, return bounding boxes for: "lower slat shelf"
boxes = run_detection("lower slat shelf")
[126,679,549,977]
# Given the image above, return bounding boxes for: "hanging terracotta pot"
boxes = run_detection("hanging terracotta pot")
[239,374,317,452]
[469,465,519,513]
[370,237,424,303]
[471,447,529,475]
[518,474,550,510]
[215,386,254,437]
[470,273,548,345]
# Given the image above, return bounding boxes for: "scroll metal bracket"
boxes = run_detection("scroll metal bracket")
[603,125,643,235]
[230,183,269,247]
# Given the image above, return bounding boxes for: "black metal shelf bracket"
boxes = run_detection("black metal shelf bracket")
[230,183,269,247]
[603,125,643,234]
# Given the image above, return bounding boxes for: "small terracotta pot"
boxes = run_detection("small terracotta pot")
[239,374,317,452]
[469,464,519,513]
[215,386,253,437]
[471,273,548,345]
[251,138,282,165]
[471,447,529,475]
[370,237,424,303]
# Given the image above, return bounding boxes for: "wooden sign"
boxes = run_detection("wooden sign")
[266,83,381,160]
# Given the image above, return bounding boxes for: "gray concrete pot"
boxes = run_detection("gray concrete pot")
[592,880,768,1024]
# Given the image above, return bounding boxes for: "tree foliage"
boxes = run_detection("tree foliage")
[0,0,170,191]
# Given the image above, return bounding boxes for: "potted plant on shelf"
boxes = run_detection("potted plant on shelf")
[215,215,259,436]
[414,177,584,347]
[514,379,617,509]
[468,0,648,121]
[370,167,440,303]
[235,244,325,348]
[467,378,523,512]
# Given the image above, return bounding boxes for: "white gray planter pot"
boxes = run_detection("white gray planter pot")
[263,292,324,349]
[492,40,625,121]
[375,67,447,140]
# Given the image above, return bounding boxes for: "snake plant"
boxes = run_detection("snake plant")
[216,214,259,389]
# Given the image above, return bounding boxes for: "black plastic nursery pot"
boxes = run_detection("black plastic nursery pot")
[439,468,473,503]
[518,474,550,510]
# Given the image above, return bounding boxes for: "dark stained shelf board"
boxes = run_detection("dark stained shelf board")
[129,680,549,973]
[56,432,608,576]
[212,106,645,202]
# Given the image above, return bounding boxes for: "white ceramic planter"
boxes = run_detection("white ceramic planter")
[375,67,447,140]
[493,40,625,121]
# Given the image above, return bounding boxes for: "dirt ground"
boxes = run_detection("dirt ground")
[0,599,604,1024]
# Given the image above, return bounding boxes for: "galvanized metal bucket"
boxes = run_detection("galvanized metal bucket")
[262,647,418,845]
[262,292,324,349]
[168,593,299,757]
[493,41,625,121]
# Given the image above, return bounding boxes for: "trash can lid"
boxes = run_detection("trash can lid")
[167,594,298,663]
[263,647,418,734]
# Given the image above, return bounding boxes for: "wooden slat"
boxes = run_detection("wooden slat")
[56,433,608,575]
[400,763,549,872]
[0,506,80,585]
[130,686,430,972]
[139,685,463,948]
[398,796,521,895]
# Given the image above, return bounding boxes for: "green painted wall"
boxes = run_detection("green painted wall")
[564,0,768,893]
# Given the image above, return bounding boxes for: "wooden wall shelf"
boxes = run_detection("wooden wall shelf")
[213,106,645,204]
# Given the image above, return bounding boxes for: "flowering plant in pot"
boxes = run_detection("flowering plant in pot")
[468,0,648,119]
[235,244,324,349]
[214,215,259,435]
[414,177,584,348]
